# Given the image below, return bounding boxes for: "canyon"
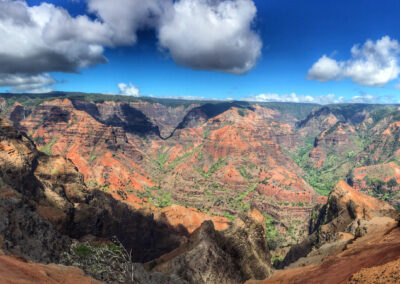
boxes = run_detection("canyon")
[1,92,400,283]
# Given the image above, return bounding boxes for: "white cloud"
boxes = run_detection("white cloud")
[148,94,233,101]
[118,83,141,97]
[0,0,262,92]
[88,0,262,74]
[314,94,346,104]
[87,0,169,45]
[0,0,114,93]
[158,0,262,74]
[307,36,400,87]
[244,93,346,105]
[0,0,111,75]
[349,93,378,104]
[0,73,56,93]
[307,55,342,82]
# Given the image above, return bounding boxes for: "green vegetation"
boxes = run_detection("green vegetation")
[85,180,98,189]
[203,129,209,139]
[89,145,97,162]
[238,167,252,180]
[32,136,45,146]
[262,213,283,251]
[157,150,169,167]
[324,122,340,136]
[291,130,367,196]
[291,136,339,195]
[117,189,128,200]
[135,186,172,209]
[305,167,340,196]
[62,238,136,283]
[363,177,399,203]
[75,245,93,258]
[271,254,284,266]
[223,183,258,213]
[39,138,58,155]
[293,136,315,166]
[168,147,200,170]
[224,212,236,222]
[101,186,110,192]
[202,157,226,178]
[238,109,247,117]
[392,110,400,121]
[387,178,398,188]
[150,147,170,172]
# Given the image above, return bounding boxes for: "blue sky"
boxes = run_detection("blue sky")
[1,0,400,104]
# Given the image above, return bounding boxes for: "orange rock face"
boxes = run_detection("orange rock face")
[3,99,325,245]
[0,255,101,284]
[332,180,395,219]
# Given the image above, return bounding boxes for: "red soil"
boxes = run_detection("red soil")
[0,255,100,284]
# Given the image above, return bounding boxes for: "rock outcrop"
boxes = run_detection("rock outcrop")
[0,116,185,283]
[247,222,400,284]
[247,180,400,284]
[151,209,273,284]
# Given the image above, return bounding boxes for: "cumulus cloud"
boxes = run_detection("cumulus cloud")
[87,0,169,45]
[0,0,113,92]
[158,0,262,74]
[307,55,342,82]
[88,0,262,74]
[244,93,346,105]
[0,1,110,75]
[307,36,400,87]
[118,83,141,97]
[1,0,262,92]
[0,73,56,93]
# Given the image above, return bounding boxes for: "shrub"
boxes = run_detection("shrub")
[387,178,398,189]
[239,167,252,180]
[224,212,235,222]
[62,237,137,283]
[238,109,247,117]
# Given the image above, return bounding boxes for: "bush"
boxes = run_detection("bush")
[239,167,252,180]
[62,237,137,283]
[387,178,398,189]
[224,212,236,222]
[238,109,247,117]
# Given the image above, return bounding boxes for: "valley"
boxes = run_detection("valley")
[1,92,400,283]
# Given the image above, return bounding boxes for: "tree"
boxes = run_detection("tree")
[387,178,398,190]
